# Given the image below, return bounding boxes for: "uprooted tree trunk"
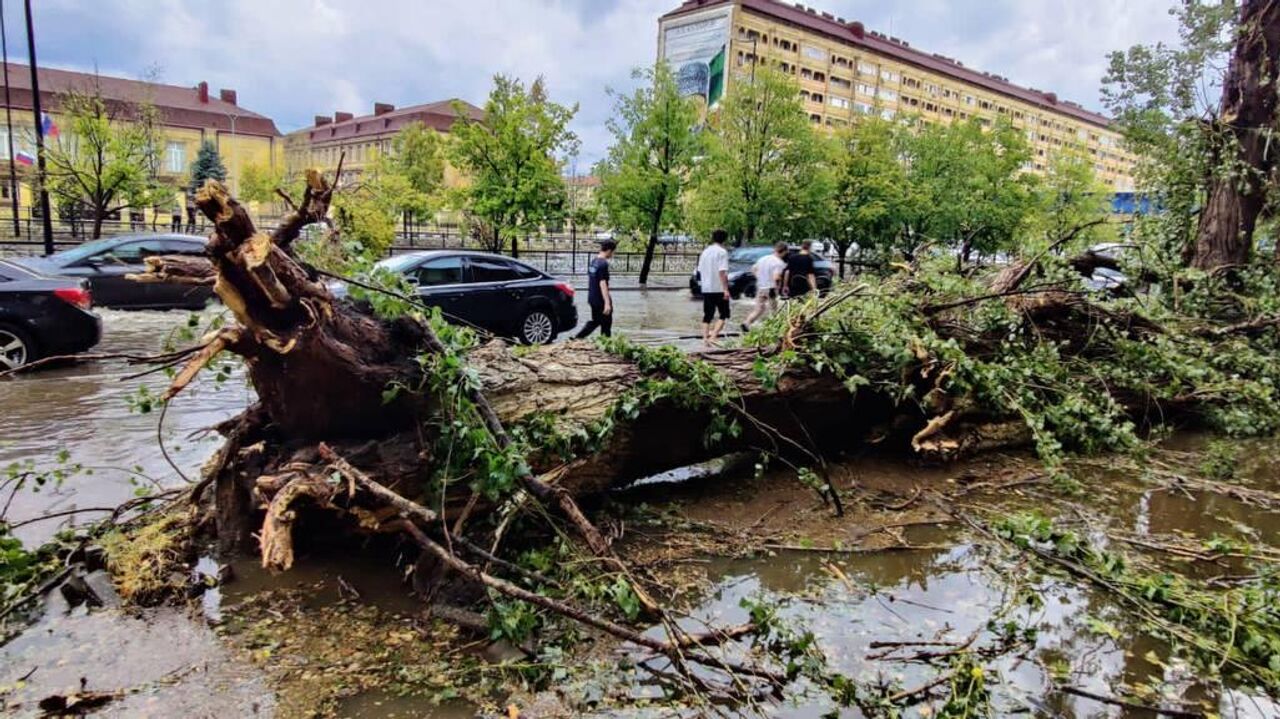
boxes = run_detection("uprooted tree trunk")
[1186,0,1280,271]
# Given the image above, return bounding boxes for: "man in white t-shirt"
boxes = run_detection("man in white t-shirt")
[741,242,787,332]
[697,229,731,346]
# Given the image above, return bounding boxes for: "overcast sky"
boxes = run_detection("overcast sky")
[9,0,1181,167]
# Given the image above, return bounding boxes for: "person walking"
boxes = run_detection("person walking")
[742,242,787,332]
[782,239,818,299]
[574,239,616,339]
[185,193,198,233]
[170,200,182,233]
[697,229,731,346]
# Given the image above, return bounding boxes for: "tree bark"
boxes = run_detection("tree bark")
[1187,0,1280,271]
[639,198,665,286]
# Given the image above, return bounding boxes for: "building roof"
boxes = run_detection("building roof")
[661,0,1113,129]
[297,99,485,145]
[0,62,280,136]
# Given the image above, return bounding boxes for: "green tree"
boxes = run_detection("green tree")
[825,116,907,276]
[900,117,1036,266]
[189,140,227,193]
[686,67,829,245]
[238,161,286,204]
[43,86,162,239]
[1102,0,1280,270]
[449,75,578,256]
[596,64,702,285]
[376,121,445,233]
[1029,149,1112,251]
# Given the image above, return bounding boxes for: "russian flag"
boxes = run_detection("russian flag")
[40,112,58,139]
[15,150,34,166]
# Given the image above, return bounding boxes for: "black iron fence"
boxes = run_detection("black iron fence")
[0,224,703,277]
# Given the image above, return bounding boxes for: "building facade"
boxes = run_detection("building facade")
[0,62,282,222]
[284,99,484,187]
[659,0,1135,190]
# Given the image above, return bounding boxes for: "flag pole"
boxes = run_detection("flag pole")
[22,0,51,255]
[0,0,21,237]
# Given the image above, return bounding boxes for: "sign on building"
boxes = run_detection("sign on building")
[662,7,731,115]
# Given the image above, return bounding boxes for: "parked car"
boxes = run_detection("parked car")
[348,251,578,344]
[0,259,101,369]
[689,245,835,298]
[9,234,213,310]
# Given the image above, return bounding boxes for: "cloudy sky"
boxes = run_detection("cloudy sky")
[8,0,1181,165]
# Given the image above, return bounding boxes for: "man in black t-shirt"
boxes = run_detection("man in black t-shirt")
[783,239,818,298]
[575,239,616,339]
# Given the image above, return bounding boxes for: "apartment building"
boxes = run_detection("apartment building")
[284,99,483,187]
[659,0,1135,190]
[0,62,281,214]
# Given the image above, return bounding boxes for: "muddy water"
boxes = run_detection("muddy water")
[4,304,1280,717]
[0,291,738,545]
[0,308,252,545]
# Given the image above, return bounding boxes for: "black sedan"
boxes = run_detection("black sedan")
[0,259,101,369]
[359,251,578,344]
[689,245,835,299]
[11,233,213,310]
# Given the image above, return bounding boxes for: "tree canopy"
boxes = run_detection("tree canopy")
[596,63,703,284]
[189,140,227,193]
[686,67,831,245]
[43,86,163,238]
[449,75,578,255]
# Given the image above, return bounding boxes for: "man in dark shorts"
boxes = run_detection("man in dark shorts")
[697,229,731,346]
[783,239,818,298]
[574,239,616,339]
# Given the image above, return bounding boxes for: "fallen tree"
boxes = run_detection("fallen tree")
[123,177,1280,704]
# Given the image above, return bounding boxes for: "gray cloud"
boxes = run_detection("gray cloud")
[8,0,1181,165]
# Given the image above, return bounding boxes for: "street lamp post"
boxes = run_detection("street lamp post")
[22,0,52,255]
[221,111,237,195]
[0,0,21,237]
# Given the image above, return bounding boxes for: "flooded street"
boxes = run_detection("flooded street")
[3,296,1280,717]
[0,288,738,544]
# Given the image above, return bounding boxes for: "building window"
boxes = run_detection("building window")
[857,62,877,77]
[830,96,849,109]
[877,88,897,101]
[880,69,898,83]
[857,83,874,96]
[166,142,185,173]
[854,101,872,115]
[0,129,8,160]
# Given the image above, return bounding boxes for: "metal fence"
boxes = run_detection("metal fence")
[0,225,703,277]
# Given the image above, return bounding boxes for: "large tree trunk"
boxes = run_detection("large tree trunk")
[1187,0,1280,271]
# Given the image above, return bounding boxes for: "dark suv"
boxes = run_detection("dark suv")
[365,251,577,344]
[689,245,835,298]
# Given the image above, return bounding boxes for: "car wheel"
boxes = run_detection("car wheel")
[0,324,34,371]
[518,308,556,345]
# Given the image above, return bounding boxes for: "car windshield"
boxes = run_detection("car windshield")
[729,247,771,263]
[53,237,125,265]
[376,254,424,274]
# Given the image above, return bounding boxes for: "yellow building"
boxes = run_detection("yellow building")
[284,99,483,187]
[659,0,1136,190]
[0,62,282,226]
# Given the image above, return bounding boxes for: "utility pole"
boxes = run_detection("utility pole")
[23,0,51,255]
[0,0,20,237]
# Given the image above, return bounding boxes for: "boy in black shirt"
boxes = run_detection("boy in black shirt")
[783,239,818,298]
[575,239,616,339]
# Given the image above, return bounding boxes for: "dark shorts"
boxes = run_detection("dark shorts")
[702,295,731,323]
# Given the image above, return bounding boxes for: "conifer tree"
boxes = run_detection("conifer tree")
[189,140,227,193]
